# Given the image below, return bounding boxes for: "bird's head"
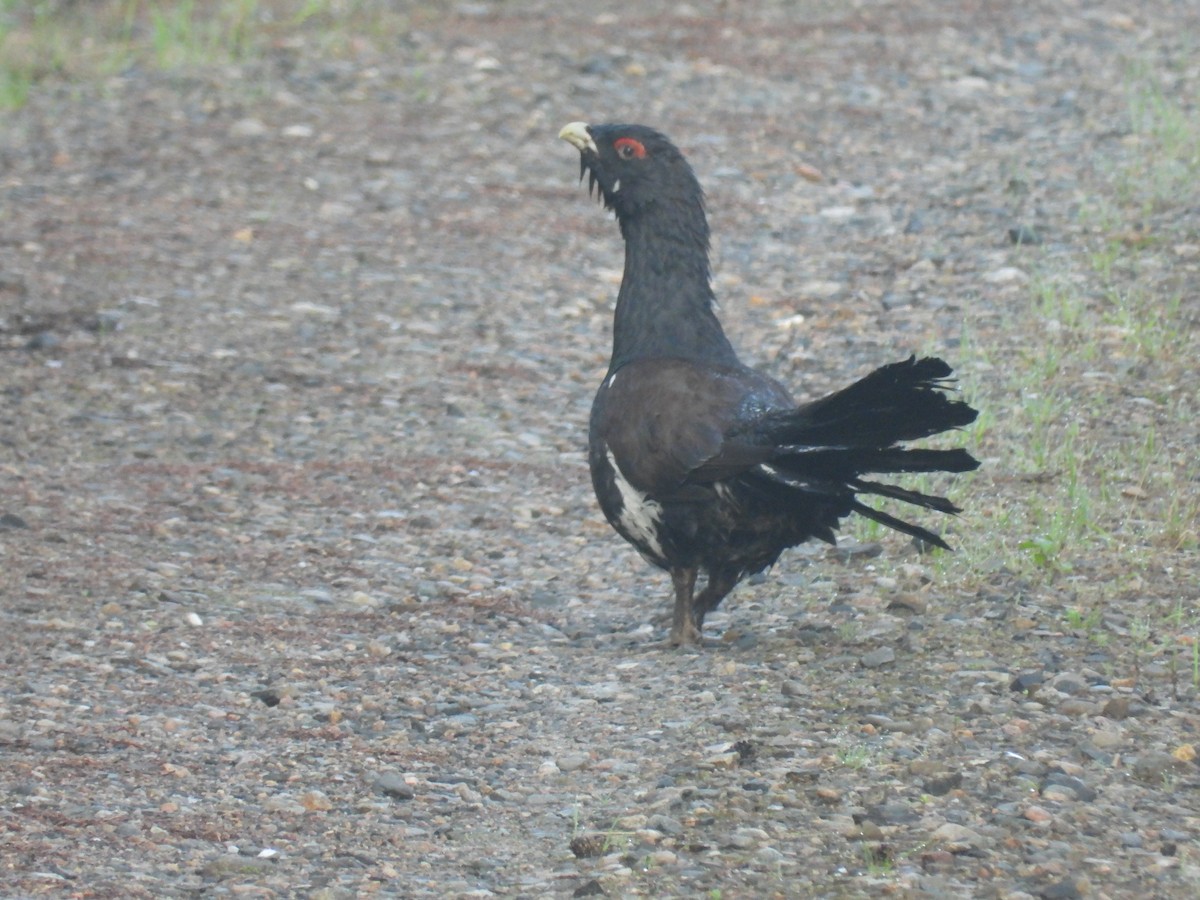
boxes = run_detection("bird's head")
[559,122,705,225]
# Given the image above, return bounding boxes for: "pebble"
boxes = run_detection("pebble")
[982,266,1029,285]
[230,118,268,138]
[1058,698,1099,717]
[1023,805,1054,825]
[1132,751,1181,782]
[781,679,806,697]
[1049,673,1088,695]
[756,846,785,863]
[1101,697,1131,720]
[729,827,770,849]
[557,753,590,772]
[647,815,684,836]
[373,773,415,800]
[1008,225,1042,245]
[929,822,987,852]
[704,751,741,769]
[860,646,896,668]
[1042,774,1096,802]
[923,770,963,796]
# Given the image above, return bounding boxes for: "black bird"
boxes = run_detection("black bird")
[558,122,979,646]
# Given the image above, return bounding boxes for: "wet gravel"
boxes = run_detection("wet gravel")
[2,1,1199,897]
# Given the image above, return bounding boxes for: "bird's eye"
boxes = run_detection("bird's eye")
[614,137,647,160]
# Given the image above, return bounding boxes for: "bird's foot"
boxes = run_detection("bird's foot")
[667,622,705,647]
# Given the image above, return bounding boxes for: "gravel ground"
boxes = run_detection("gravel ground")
[2,1,1199,897]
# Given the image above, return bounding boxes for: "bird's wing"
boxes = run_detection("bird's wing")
[594,358,791,498]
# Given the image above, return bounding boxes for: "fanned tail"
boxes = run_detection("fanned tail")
[757,355,977,447]
[750,356,979,548]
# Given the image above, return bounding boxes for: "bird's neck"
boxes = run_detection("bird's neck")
[609,207,739,370]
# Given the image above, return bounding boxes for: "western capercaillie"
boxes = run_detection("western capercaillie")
[559,122,978,646]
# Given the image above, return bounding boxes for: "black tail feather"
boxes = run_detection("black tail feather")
[757,355,977,448]
[745,356,978,550]
[772,446,979,478]
[849,498,953,551]
[849,478,963,514]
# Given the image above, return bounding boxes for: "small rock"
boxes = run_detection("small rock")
[557,753,589,773]
[1011,672,1044,693]
[365,147,395,166]
[832,540,882,562]
[647,815,684,836]
[929,822,986,852]
[799,279,844,300]
[887,593,927,614]
[860,646,895,669]
[982,266,1029,285]
[373,773,414,801]
[299,790,333,811]
[756,846,785,863]
[319,200,355,221]
[1042,773,1096,802]
[729,827,769,849]
[1101,697,1131,720]
[1040,784,1076,802]
[866,802,919,825]
[1023,804,1053,825]
[781,680,805,698]
[814,787,841,805]
[26,332,59,350]
[923,770,963,796]
[847,820,885,841]
[704,751,741,769]
[1049,673,1088,695]
[230,118,268,138]
[201,856,276,878]
[1008,225,1042,245]
[1036,878,1081,899]
[569,835,607,859]
[0,512,29,529]
[1057,699,1099,717]
[1132,751,1182,782]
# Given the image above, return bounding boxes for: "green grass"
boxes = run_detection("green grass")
[0,0,413,110]
[943,62,1200,690]
[1118,60,1200,213]
[836,742,875,770]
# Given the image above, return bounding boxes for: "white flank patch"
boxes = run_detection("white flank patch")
[612,178,621,192]
[606,448,665,559]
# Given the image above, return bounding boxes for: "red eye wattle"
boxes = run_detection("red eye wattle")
[614,137,647,160]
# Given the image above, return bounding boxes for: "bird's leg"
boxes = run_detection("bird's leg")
[692,568,739,630]
[669,567,702,646]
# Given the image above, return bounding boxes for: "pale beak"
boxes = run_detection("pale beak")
[558,122,597,155]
